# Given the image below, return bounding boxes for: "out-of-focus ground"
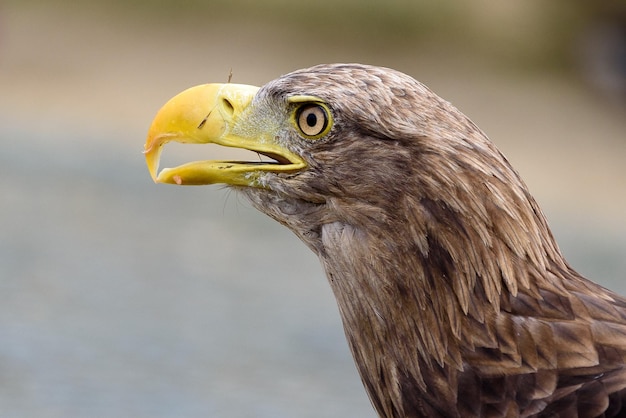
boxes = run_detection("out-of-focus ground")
[1,2,625,417]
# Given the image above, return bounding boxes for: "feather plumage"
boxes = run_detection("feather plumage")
[240,64,626,417]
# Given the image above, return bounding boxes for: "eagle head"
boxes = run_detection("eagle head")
[144,64,623,418]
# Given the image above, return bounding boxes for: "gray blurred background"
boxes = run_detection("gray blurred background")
[1,1,625,417]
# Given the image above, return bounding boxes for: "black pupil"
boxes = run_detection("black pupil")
[306,112,317,127]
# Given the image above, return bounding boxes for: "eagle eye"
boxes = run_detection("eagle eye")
[294,103,331,139]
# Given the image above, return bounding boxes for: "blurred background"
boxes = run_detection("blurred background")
[1,1,625,417]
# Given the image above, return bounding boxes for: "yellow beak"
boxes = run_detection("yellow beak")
[144,83,306,186]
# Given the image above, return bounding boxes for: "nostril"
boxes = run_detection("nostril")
[221,98,235,115]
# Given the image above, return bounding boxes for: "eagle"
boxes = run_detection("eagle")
[144,63,626,417]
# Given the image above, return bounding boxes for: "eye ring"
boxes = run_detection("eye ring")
[295,103,330,139]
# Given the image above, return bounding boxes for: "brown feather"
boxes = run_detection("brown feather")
[233,64,626,417]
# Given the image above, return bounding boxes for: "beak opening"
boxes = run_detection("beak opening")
[144,83,305,186]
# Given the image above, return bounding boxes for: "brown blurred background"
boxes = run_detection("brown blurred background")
[1,1,625,417]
